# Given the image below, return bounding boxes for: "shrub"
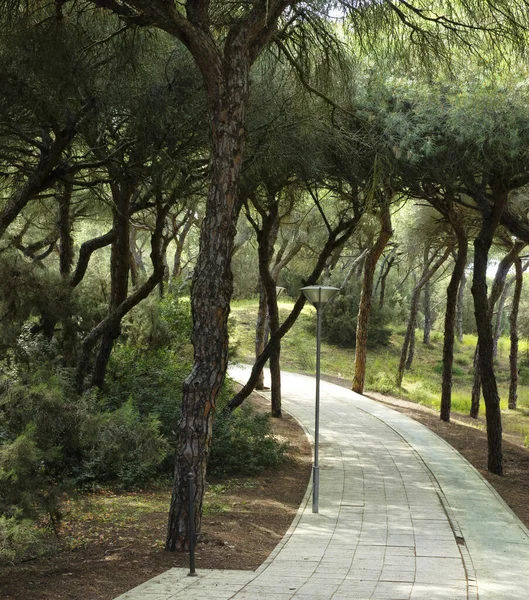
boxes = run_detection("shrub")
[0,368,83,521]
[366,370,398,394]
[320,292,392,349]
[0,516,49,562]
[78,399,169,489]
[103,345,190,443]
[208,405,287,476]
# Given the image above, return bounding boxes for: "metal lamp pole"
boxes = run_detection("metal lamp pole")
[301,285,339,514]
[313,294,322,513]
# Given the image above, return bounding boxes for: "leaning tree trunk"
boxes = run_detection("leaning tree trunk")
[166,72,249,552]
[92,183,132,388]
[228,214,362,411]
[352,200,393,394]
[440,216,468,423]
[75,202,167,392]
[471,184,509,476]
[456,269,466,343]
[509,256,523,410]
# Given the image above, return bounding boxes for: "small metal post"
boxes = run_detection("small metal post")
[187,472,197,576]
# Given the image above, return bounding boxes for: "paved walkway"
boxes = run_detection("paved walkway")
[115,367,529,600]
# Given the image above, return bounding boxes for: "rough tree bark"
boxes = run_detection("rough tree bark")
[440,205,468,423]
[162,2,294,552]
[470,240,524,417]
[471,182,510,475]
[352,199,393,394]
[509,256,523,410]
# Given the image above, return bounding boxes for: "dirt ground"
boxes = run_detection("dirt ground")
[0,393,312,600]
[2,381,529,600]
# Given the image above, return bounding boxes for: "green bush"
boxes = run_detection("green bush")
[78,399,169,489]
[0,516,50,562]
[366,370,397,394]
[103,345,190,443]
[208,405,287,476]
[0,368,83,520]
[320,292,392,349]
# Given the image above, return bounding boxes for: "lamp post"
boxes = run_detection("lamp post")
[300,285,339,513]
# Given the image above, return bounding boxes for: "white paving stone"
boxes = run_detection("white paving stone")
[114,367,529,600]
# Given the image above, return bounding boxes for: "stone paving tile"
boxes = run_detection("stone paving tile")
[114,369,529,600]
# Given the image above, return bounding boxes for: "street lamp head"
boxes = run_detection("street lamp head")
[300,285,340,310]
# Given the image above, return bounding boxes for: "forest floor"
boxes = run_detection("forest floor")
[2,379,529,600]
[0,392,312,600]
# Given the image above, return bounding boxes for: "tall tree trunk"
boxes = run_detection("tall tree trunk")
[470,345,481,418]
[471,184,509,476]
[256,203,282,416]
[398,287,421,384]
[254,286,268,390]
[440,210,468,423]
[406,322,417,369]
[251,201,280,396]
[509,257,523,410]
[397,246,451,387]
[470,240,524,418]
[92,183,132,388]
[352,200,393,394]
[423,279,431,344]
[166,71,249,552]
[456,268,466,343]
[492,277,514,358]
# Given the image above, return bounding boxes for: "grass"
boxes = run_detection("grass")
[52,480,242,553]
[230,297,529,444]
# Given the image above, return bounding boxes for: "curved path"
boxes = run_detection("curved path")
[115,368,529,600]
